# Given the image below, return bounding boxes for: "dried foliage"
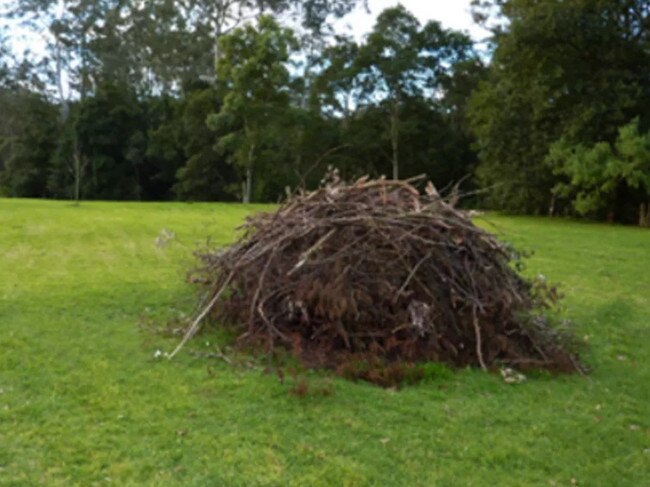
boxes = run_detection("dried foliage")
[178,175,582,383]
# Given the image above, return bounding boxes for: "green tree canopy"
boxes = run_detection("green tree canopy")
[175,87,236,201]
[0,90,59,197]
[548,118,650,225]
[469,0,650,214]
[353,5,474,179]
[208,15,298,203]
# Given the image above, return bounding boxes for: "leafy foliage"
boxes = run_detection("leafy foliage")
[548,118,650,223]
[2,1,649,225]
[0,89,59,197]
[75,82,145,200]
[175,88,236,201]
[469,0,650,215]
[352,6,474,179]
[207,15,299,203]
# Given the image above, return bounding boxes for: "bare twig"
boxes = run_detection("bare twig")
[472,306,487,371]
[168,270,236,359]
[184,175,582,381]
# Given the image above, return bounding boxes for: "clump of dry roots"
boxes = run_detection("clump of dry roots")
[174,175,582,384]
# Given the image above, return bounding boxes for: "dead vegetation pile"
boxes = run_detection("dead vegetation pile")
[175,176,582,383]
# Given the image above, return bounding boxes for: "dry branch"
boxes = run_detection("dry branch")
[179,176,582,382]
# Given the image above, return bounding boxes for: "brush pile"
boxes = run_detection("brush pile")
[183,175,581,382]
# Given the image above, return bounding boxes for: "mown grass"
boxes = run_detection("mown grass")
[0,199,648,486]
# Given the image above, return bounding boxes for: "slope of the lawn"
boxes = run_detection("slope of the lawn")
[0,198,648,486]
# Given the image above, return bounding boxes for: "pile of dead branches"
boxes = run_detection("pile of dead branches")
[176,176,582,382]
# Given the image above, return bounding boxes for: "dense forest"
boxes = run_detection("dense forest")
[1,0,649,224]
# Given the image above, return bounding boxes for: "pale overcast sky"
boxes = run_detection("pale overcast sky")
[336,0,489,42]
[5,0,488,62]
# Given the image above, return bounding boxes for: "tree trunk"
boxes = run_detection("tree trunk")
[295,152,303,190]
[79,29,89,101]
[391,97,400,180]
[55,35,69,122]
[213,23,223,71]
[243,142,255,204]
[243,166,252,204]
[639,202,649,227]
[548,193,556,216]
[73,152,81,206]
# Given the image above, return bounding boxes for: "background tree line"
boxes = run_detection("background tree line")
[1,0,648,224]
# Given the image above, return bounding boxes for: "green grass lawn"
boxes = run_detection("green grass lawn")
[1,199,648,486]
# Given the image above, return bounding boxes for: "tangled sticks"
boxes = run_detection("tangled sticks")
[176,176,582,382]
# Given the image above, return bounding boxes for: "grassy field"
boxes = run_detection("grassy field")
[0,199,648,486]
